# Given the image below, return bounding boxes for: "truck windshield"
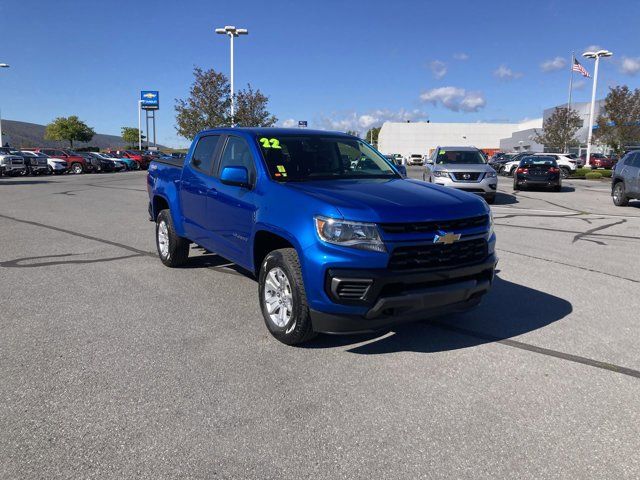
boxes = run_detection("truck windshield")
[257,135,398,182]
[435,150,486,165]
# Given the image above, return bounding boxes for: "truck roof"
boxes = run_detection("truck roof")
[197,127,353,137]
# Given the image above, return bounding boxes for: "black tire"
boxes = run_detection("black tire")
[258,248,317,345]
[70,163,83,174]
[513,180,520,191]
[560,167,570,179]
[155,209,190,267]
[612,182,629,207]
[553,184,562,192]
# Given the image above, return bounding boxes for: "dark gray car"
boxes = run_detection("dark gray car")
[612,150,640,206]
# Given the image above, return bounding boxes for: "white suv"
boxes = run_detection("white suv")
[407,153,424,166]
[503,153,576,178]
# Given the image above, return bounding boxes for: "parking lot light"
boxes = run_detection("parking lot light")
[0,63,9,147]
[215,25,249,126]
[582,49,612,169]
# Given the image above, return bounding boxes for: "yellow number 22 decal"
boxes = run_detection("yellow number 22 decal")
[259,137,281,149]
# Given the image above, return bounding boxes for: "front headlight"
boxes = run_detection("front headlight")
[485,170,497,178]
[432,170,449,178]
[314,216,386,252]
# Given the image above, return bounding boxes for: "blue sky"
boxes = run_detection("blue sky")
[1,0,639,148]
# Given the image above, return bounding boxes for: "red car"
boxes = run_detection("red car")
[24,148,89,174]
[108,150,151,170]
[580,153,615,169]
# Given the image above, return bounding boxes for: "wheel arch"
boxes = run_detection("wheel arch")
[253,229,300,277]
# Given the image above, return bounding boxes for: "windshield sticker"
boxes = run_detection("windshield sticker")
[259,138,282,149]
[439,150,446,154]
[276,165,286,173]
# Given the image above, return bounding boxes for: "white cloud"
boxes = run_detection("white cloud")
[419,86,486,112]
[573,79,586,90]
[541,56,567,72]
[317,109,428,134]
[453,53,469,61]
[620,57,640,75]
[493,65,523,80]
[429,60,447,79]
[281,118,297,128]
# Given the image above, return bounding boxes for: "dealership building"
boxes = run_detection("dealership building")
[378,118,542,158]
[378,99,607,157]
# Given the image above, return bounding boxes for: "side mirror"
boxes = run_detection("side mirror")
[426,159,434,165]
[220,166,251,188]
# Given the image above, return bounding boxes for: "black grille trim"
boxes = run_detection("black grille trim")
[388,238,488,271]
[380,215,489,235]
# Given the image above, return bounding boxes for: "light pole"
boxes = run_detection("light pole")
[582,49,612,169]
[138,100,142,150]
[215,25,248,126]
[0,63,9,147]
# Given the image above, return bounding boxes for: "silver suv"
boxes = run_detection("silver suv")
[423,146,498,204]
[0,147,26,176]
[612,150,640,206]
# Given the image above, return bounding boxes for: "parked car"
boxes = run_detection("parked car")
[512,155,562,191]
[76,152,116,173]
[501,152,576,178]
[28,148,88,174]
[580,153,615,169]
[423,146,498,204]
[0,147,27,176]
[90,152,127,171]
[407,153,424,166]
[611,150,640,206]
[384,154,407,177]
[15,150,49,175]
[105,151,139,170]
[147,128,496,345]
[122,150,151,169]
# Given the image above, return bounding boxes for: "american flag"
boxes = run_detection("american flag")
[572,58,591,78]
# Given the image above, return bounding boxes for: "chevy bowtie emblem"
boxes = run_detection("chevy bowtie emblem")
[433,231,461,245]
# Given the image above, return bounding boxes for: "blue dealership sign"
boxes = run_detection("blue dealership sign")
[140,90,159,110]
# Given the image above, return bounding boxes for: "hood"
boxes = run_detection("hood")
[431,163,494,173]
[285,178,488,223]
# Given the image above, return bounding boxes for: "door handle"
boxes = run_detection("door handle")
[208,187,218,197]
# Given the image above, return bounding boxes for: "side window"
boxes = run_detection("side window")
[218,137,256,183]
[630,153,640,167]
[191,135,220,173]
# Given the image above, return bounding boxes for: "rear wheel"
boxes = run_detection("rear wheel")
[513,179,520,191]
[560,167,570,179]
[155,209,190,267]
[612,182,629,206]
[70,163,83,174]
[258,248,316,345]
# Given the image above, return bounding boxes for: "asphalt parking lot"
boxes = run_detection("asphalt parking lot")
[2,169,640,479]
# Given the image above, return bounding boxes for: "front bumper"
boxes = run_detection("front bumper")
[311,254,496,333]
[433,176,497,196]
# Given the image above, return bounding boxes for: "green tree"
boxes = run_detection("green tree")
[533,107,582,152]
[234,84,277,128]
[345,130,359,137]
[593,85,640,155]
[121,127,145,147]
[44,116,95,148]
[363,126,381,147]
[174,67,278,140]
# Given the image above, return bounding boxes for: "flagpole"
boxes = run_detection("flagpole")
[564,51,575,153]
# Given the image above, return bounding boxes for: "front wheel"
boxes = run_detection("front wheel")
[258,248,317,345]
[612,182,629,206]
[155,209,190,267]
[70,163,83,174]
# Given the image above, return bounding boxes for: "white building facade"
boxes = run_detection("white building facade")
[378,119,542,158]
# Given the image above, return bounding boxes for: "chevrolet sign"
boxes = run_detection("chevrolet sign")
[140,90,159,110]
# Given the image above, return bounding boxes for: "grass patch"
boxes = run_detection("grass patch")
[585,172,603,180]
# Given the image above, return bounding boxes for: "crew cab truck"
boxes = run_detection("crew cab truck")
[147,128,497,345]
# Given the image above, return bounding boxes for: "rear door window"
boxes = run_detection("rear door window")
[191,135,221,174]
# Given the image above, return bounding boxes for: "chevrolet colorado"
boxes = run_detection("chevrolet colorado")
[147,128,497,344]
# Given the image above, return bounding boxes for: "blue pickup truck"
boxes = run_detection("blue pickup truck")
[147,128,497,344]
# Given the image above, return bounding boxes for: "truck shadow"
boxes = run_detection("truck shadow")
[492,192,518,205]
[306,275,572,354]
